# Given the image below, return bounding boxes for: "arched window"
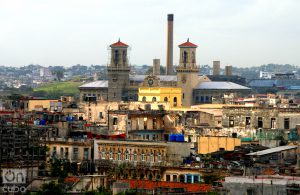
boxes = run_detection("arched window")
[141,152,145,161]
[183,51,188,64]
[157,152,161,162]
[192,51,195,63]
[117,150,121,161]
[173,97,177,107]
[101,150,106,159]
[114,50,119,65]
[164,97,168,102]
[122,51,127,64]
[150,153,154,162]
[125,150,129,160]
[109,150,113,160]
[133,151,137,161]
[152,97,157,102]
[142,96,146,102]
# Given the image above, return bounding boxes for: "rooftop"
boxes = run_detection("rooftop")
[179,38,198,48]
[79,80,108,89]
[110,39,128,47]
[247,145,297,156]
[130,75,177,82]
[195,81,250,90]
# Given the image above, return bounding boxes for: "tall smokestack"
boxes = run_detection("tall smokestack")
[153,59,160,76]
[213,61,220,75]
[166,14,174,75]
[225,65,233,76]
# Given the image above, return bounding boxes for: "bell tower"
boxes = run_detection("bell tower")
[107,39,130,101]
[176,39,199,107]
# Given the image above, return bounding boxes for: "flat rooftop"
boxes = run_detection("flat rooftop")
[247,145,297,156]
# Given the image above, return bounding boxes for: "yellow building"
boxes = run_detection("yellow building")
[198,136,241,154]
[28,99,61,111]
[138,87,182,107]
[137,75,182,107]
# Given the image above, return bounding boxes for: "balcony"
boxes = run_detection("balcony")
[175,65,199,73]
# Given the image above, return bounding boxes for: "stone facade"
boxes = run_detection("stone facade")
[222,106,300,130]
[107,40,130,102]
[176,39,199,107]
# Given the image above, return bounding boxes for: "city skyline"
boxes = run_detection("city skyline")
[0,0,299,67]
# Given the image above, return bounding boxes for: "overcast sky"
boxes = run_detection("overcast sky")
[0,0,299,68]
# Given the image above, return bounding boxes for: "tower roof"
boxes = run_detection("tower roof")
[179,38,197,48]
[110,39,128,47]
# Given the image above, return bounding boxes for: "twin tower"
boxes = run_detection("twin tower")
[107,38,199,107]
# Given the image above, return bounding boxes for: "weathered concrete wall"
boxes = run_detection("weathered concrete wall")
[222,107,300,130]
[223,176,300,195]
[166,142,190,165]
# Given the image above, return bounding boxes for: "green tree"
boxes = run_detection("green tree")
[37,181,64,195]
[52,70,64,81]
[202,174,223,184]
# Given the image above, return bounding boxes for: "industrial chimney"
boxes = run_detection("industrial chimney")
[225,65,233,76]
[153,59,160,76]
[166,14,174,75]
[213,61,220,75]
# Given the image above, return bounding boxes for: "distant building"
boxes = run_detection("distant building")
[272,73,296,79]
[79,39,251,106]
[138,75,182,107]
[246,145,297,165]
[259,71,274,79]
[221,175,300,195]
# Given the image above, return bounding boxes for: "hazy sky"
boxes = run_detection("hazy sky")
[0,0,299,67]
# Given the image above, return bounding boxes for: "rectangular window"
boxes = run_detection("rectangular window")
[53,147,57,158]
[246,189,255,195]
[246,117,251,126]
[166,175,171,182]
[141,154,145,161]
[153,118,157,129]
[229,116,234,127]
[258,117,263,128]
[186,175,192,183]
[84,148,89,160]
[284,118,290,129]
[65,147,69,159]
[99,112,103,119]
[113,117,118,125]
[101,151,105,159]
[73,148,79,160]
[109,151,113,160]
[194,175,200,183]
[173,175,177,182]
[157,154,161,162]
[200,96,204,103]
[271,118,276,129]
[134,153,137,161]
[60,147,64,159]
[117,152,121,161]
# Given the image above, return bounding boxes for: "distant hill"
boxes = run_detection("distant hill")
[33,81,82,99]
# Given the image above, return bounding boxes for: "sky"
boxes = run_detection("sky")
[0,0,299,68]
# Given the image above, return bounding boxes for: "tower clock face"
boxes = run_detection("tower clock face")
[181,75,187,84]
[148,78,154,86]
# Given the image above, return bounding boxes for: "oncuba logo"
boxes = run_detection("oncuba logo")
[2,169,27,192]
[2,169,26,184]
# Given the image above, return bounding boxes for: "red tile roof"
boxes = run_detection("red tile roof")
[110,39,128,47]
[120,179,212,192]
[179,38,197,47]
